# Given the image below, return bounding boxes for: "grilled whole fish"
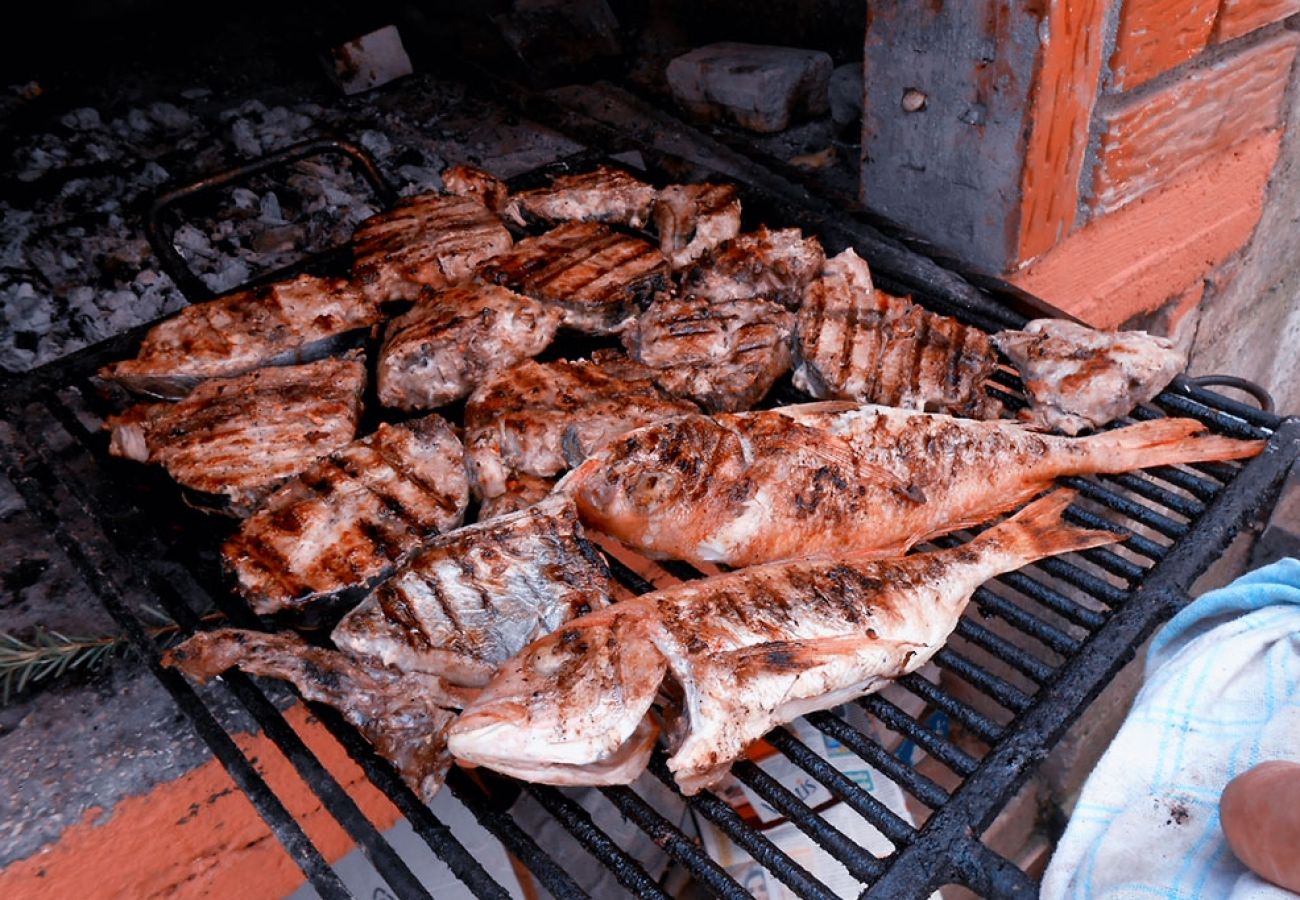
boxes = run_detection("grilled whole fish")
[794,249,1003,418]
[652,183,742,268]
[376,283,563,410]
[441,164,510,214]
[622,292,794,412]
[565,401,1266,568]
[98,274,383,399]
[476,222,670,334]
[331,494,612,688]
[463,352,698,506]
[992,319,1187,436]
[681,226,824,310]
[105,355,366,517]
[503,165,658,229]
[448,490,1119,792]
[351,192,513,304]
[165,629,464,801]
[224,415,469,615]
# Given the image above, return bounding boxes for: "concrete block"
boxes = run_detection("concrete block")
[666,42,833,133]
[829,62,863,126]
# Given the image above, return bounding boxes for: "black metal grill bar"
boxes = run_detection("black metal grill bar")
[929,646,1032,714]
[1171,377,1279,429]
[857,696,980,777]
[729,759,886,883]
[1155,391,1274,441]
[949,619,1054,686]
[1103,471,1205,519]
[1031,557,1130,607]
[1059,477,1188,540]
[649,758,840,900]
[443,769,589,900]
[970,586,1081,656]
[598,785,752,899]
[994,570,1106,630]
[805,711,950,810]
[520,784,672,899]
[762,727,918,847]
[894,674,1004,744]
[1063,507,1167,564]
[1071,540,1149,581]
[1141,462,1223,501]
[601,553,659,595]
[0,428,357,899]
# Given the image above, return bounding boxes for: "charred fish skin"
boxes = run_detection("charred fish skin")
[794,249,1003,419]
[376,282,563,411]
[475,222,671,334]
[224,415,470,616]
[331,494,612,689]
[567,402,1266,568]
[164,629,462,802]
[351,192,513,304]
[681,226,825,310]
[98,274,383,400]
[104,355,367,518]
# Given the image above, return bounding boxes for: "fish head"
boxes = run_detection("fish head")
[564,414,747,533]
[446,605,666,776]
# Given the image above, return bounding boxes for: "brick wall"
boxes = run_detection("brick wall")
[863,1,1300,336]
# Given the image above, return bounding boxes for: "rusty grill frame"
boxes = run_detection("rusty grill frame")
[2,117,1298,900]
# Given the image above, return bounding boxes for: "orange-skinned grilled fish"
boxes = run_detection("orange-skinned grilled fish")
[564,401,1266,568]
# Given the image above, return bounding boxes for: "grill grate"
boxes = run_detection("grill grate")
[2,134,1298,900]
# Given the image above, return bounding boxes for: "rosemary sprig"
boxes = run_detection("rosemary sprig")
[0,607,225,704]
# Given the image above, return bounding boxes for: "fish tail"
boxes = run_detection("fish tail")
[979,489,1123,563]
[1080,418,1266,472]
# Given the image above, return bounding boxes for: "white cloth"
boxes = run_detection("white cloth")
[1042,557,1300,899]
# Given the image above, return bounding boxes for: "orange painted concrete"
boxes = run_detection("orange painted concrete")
[1215,0,1300,42]
[1109,0,1218,91]
[1091,31,1298,213]
[1015,0,1111,263]
[0,703,401,899]
[1011,129,1282,328]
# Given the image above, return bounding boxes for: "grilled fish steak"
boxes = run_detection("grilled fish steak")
[992,319,1187,435]
[449,490,1119,792]
[441,164,510,214]
[622,292,794,412]
[165,629,463,801]
[566,401,1266,568]
[681,226,825,310]
[503,165,658,229]
[105,355,366,517]
[652,183,742,268]
[463,352,699,505]
[98,274,383,400]
[332,494,612,688]
[224,415,469,615]
[376,283,563,410]
[476,222,670,334]
[351,192,512,303]
[795,249,1003,418]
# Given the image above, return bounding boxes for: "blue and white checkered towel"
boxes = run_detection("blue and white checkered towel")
[1042,557,1300,899]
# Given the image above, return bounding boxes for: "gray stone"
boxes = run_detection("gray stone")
[829,62,863,126]
[666,42,833,134]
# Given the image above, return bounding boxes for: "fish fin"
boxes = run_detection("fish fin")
[977,489,1123,561]
[772,400,863,418]
[910,483,1056,548]
[1080,418,1265,471]
[727,635,926,676]
[799,431,926,503]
